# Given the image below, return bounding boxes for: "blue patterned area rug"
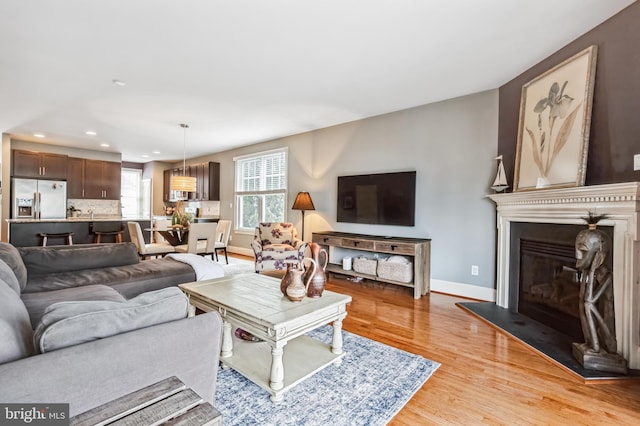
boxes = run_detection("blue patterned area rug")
[215,325,440,425]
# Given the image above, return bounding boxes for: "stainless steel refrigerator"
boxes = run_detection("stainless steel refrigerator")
[12,178,67,219]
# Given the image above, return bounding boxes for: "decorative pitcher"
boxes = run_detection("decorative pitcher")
[280,263,295,296]
[284,258,316,302]
[305,242,328,298]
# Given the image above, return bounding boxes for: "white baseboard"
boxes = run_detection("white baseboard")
[430,279,495,302]
[228,245,254,257]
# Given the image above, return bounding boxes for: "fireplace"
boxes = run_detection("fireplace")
[509,222,613,343]
[488,182,640,370]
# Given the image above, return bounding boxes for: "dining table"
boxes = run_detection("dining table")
[145,226,189,246]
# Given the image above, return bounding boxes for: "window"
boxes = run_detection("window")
[234,149,287,232]
[121,168,144,218]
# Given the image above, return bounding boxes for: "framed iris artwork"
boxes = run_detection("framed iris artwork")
[513,45,598,191]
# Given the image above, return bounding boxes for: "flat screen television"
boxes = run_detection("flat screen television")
[337,171,416,226]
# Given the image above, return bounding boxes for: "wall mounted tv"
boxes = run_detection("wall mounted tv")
[337,171,416,226]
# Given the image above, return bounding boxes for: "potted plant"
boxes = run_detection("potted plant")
[68,206,82,218]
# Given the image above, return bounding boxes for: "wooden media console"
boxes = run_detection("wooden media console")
[312,231,431,299]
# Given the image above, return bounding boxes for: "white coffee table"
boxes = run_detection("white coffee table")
[179,273,352,403]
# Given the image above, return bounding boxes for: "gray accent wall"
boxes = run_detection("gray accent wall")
[199,89,499,294]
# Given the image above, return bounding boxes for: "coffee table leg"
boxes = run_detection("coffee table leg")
[221,320,233,360]
[269,344,285,403]
[332,318,344,355]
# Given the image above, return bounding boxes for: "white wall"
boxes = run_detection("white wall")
[195,90,499,299]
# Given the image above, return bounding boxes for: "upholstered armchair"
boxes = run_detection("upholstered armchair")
[251,222,307,272]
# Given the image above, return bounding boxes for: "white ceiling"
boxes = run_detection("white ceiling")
[0,0,634,163]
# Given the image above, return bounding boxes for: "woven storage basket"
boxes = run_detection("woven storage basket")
[353,257,377,275]
[377,257,413,283]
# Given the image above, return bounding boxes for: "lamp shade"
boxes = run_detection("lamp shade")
[170,175,197,192]
[292,192,315,211]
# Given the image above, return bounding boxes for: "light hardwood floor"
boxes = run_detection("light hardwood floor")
[320,274,640,425]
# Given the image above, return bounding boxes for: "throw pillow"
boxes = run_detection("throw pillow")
[34,287,189,353]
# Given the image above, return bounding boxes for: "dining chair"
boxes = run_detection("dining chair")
[174,222,218,258]
[213,219,232,264]
[153,219,172,243]
[127,221,176,259]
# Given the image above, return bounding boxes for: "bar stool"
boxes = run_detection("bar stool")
[93,229,124,243]
[39,232,74,246]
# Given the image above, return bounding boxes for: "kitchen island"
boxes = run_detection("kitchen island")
[6,217,151,247]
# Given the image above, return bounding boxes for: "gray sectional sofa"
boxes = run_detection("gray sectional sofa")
[0,241,222,417]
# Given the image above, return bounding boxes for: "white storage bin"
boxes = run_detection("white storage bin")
[353,257,377,275]
[377,255,413,283]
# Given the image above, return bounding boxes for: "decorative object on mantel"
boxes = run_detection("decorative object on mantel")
[572,212,627,373]
[513,45,597,192]
[170,123,197,195]
[291,191,315,240]
[490,155,509,192]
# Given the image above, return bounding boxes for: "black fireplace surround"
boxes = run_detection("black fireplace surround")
[508,222,613,342]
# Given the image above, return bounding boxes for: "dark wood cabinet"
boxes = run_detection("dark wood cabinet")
[12,150,68,179]
[84,160,121,199]
[207,162,220,201]
[70,159,121,200]
[163,162,220,202]
[66,157,85,198]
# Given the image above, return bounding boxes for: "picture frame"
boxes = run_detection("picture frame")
[513,45,598,192]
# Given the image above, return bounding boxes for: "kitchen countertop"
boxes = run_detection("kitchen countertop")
[6,217,151,223]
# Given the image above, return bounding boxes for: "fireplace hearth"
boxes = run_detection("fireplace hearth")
[488,182,640,373]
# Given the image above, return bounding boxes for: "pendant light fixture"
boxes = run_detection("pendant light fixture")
[170,123,197,193]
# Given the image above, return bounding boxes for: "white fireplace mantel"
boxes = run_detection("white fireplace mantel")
[488,182,640,369]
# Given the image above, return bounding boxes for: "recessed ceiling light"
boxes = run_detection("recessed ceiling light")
[33,133,45,138]
[142,154,149,158]
[100,143,110,148]
[112,79,126,87]
[85,130,97,136]
[152,151,161,155]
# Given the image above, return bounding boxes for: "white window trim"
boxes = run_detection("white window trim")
[233,147,288,233]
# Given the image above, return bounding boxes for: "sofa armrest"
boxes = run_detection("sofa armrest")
[0,311,222,417]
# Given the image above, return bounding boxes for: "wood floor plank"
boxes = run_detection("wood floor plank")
[245,256,640,424]
[322,275,640,425]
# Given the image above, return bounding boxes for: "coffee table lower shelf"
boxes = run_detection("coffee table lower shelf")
[222,334,345,402]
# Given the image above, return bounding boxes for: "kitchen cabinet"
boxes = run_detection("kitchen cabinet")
[207,162,220,201]
[163,162,220,202]
[66,157,85,198]
[83,159,121,200]
[12,150,68,180]
[163,168,181,202]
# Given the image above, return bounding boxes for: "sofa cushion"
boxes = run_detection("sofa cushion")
[0,258,21,296]
[34,287,189,353]
[0,276,34,363]
[0,242,28,292]
[23,258,196,300]
[258,222,295,246]
[19,243,140,292]
[21,285,127,328]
